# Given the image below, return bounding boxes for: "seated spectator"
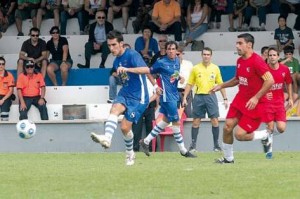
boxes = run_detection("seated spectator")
[60,0,85,35]
[15,0,40,36]
[209,0,227,29]
[0,0,17,35]
[183,0,208,46]
[107,0,132,34]
[134,25,159,66]
[0,57,15,121]
[132,0,154,34]
[279,46,300,97]
[244,0,270,31]
[274,15,294,52]
[227,0,248,32]
[107,43,131,103]
[83,0,107,27]
[17,27,48,77]
[17,60,49,120]
[46,26,73,86]
[149,0,182,42]
[77,10,113,68]
[279,0,300,18]
[150,34,168,66]
[36,0,61,30]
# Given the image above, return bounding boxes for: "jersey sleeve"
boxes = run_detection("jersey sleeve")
[130,50,147,68]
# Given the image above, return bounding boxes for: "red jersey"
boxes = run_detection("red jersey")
[231,52,270,118]
[265,63,292,109]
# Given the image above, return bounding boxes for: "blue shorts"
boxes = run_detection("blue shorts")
[159,101,180,122]
[114,95,148,123]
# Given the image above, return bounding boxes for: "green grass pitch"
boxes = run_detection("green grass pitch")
[0,152,299,199]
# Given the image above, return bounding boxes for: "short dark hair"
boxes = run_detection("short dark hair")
[261,46,269,54]
[142,25,152,33]
[268,47,279,56]
[107,30,124,42]
[30,27,40,34]
[202,47,213,55]
[238,33,255,48]
[278,15,287,22]
[0,57,6,64]
[165,41,178,50]
[283,46,294,54]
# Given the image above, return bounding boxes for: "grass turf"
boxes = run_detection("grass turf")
[0,152,299,199]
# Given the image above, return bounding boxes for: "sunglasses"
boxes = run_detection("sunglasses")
[0,63,5,65]
[31,34,39,37]
[51,31,59,34]
[159,40,167,42]
[25,65,35,68]
[97,16,105,19]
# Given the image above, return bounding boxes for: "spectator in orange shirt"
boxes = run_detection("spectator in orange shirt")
[17,60,49,120]
[0,57,15,121]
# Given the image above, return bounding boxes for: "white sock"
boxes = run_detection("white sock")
[104,114,118,140]
[252,129,268,140]
[172,125,187,153]
[144,120,169,145]
[223,142,234,161]
[123,130,134,152]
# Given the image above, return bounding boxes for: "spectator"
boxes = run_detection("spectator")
[36,0,61,31]
[77,10,113,68]
[132,78,158,152]
[107,43,131,103]
[149,0,182,42]
[279,0,300,18]
[134,25,159,66]
[274,15,294,52]
[244,0,270,31]
[107,0,132,34]
[0,57,15,121]
[182,47,228,152]
[46,26,73,86]
[60,0,85,35]
[17,60,49,120]
[176,46,193,118]
[183,0,208,46]
[261,46,269,62]
[150,34,168,66]
[83,0,107,27]
[0,0,17,35]
[209,0,227,29]
[131,0,154,34]
[227,0,248,32]
[14,0,40,36]
[279,46,300,98]
[17,27,48,77]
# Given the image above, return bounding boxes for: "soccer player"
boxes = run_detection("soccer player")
[139,41,196,158]
[211,33,274,164]
[258,47,293,159]
[90,30,151,166]
[182,47,228,152]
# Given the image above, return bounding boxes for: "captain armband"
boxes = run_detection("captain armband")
[262,71,272,81]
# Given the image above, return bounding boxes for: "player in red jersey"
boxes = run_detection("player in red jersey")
[211,33,274,163]
[258,47,293,159]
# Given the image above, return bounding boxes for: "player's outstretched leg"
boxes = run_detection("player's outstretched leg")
[91,132,111,149]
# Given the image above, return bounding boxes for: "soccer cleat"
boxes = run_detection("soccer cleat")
[90,133,111,149]
[188,146,197,153]
[261,133,273,154]
[180,151,197,158]
[139,139,150,156]
[215,157,234,164]
[266,152,273,159]
[125,152,136,166]
[213,146,222,152]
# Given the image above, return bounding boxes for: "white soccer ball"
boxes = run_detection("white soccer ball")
[16,120,36,139]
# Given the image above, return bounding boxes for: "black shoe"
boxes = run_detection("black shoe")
[215,157,234,164]
[17,32,24,36]
[213,146,222,152]
[107,99,113,103]
[99,65,105,68]
[139,139,150,156]
[181,151,197,158]
[77,64,89,68]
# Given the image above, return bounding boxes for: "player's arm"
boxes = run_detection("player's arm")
[211,76,239,93]
[254,71,274,100]
[182,84,193,107]
[117,66,150,74]
[287,83,293,107]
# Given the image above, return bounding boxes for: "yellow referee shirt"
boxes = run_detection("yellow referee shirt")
[188,62,223,94]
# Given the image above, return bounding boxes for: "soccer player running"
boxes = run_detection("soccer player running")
[90,30,152,166]
[258,47,293,159]
[139,41,196,158]
[211,33,274,164]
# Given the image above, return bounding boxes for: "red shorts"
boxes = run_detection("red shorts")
[226,105,262,133]
[261,106,286,123]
